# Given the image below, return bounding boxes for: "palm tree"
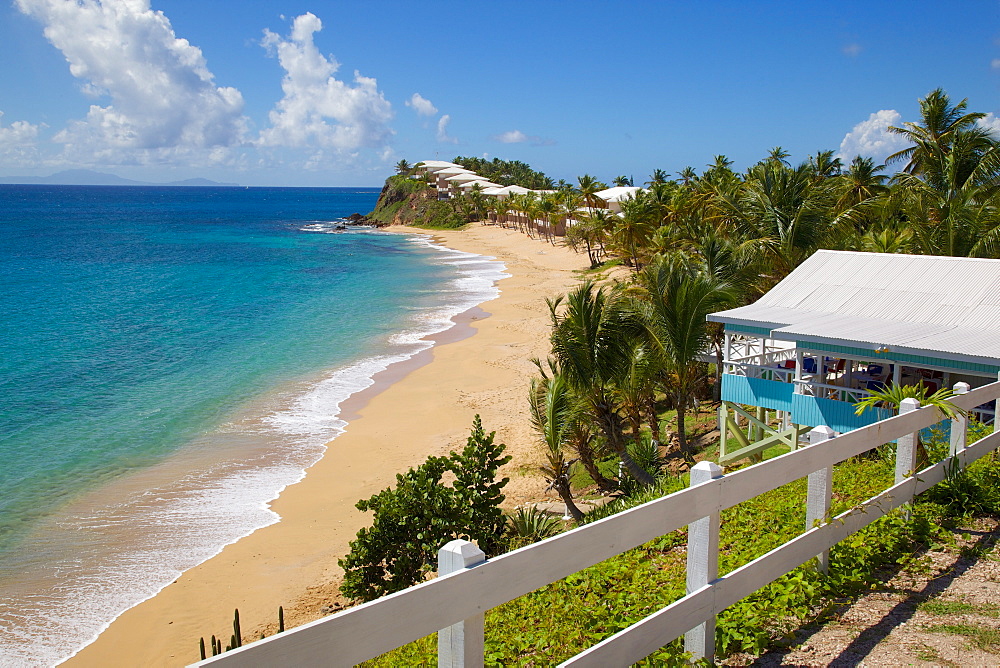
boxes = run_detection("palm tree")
[547,282,655,486]
[567,209,615,268]
[701,155,738,189]
[855,382,966,469]
[538,194,561,242]
[677,166,698,185]
[557,190,583,238]
[634,256,738,459]
[766,146,791,166]
[836,156,889,212]
[887,88,988,176]
[529,374,585,521]
[523,193,543,237]
[395,159,412,175]
[493,196,511,228]
[613,336,659,449]
[613,175,634,187]
[808,150,843,180]
[576,174,607,213]
[534,359,617,492]
[614,192,657,271]
[885,131,1000,258]
[482,195,498,225]
[711,158,837,280]
[467,183,487,222]
[645,168,669,186]
[646,181,676,226]
[510,192,539,234]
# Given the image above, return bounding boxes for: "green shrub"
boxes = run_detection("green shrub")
[339,416,510,601]
[505,506,563,549]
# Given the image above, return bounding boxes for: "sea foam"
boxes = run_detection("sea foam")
[0,229,507,667]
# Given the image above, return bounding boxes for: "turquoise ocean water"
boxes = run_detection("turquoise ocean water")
[0,185,506,665]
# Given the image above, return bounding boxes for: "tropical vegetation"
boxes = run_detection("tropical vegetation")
[344,86,1000,659]
[522,88,1000,500]
[365,423,1000,665]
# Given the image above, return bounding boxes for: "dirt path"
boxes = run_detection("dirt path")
[733,518,1000,666]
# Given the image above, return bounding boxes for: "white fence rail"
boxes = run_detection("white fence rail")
[192,381,1000,668]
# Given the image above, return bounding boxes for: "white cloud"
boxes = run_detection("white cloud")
[842,43,863,58]
[436,114,458,144]
[0,112,42,165]
[836,110,909,163]
[406,93,437,117]
[258,13,394,156]
[492,129,556,147]
[0,113,41,145]
[15,0,247,164]
[992,58,1000,69]
[495,129,528,143]
[978,113,1000,137]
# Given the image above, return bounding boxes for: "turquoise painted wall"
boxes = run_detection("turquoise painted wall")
[791,393,892,433]
[721,375,794,411]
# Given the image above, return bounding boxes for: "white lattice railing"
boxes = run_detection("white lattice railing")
[723,361,795,383]
[793,378,873,404]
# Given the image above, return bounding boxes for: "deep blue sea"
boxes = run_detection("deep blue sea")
[0,185,506,665]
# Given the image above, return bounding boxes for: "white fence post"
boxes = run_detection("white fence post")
[685,460,724,663]
[806,425,835,573]
[896,398,921,520]
[896,398,921,485]
[438,540,486,668]
[950,382,970,457]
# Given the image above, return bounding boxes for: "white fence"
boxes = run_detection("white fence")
[192,381,1000,667]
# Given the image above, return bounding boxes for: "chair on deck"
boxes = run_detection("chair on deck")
[866,380,887,392]
[803,357,818,374]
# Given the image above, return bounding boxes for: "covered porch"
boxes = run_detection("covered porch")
[708,251,1000,464]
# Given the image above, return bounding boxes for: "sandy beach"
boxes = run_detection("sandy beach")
[64,224,587,667]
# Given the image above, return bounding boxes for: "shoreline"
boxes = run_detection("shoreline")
[64,224,587,667]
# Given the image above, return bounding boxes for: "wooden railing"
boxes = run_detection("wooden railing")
[192,381,1000,667]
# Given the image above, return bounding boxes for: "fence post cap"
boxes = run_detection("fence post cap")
[438,539,486,572]
[954,381,971,394]
[900,397,921,412]
[690,460,724,485]
[808,425,836,443]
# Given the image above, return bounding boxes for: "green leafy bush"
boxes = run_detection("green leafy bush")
[339,416,510,601]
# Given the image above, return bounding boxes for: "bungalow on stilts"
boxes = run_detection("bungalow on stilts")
[707,250,1000,465]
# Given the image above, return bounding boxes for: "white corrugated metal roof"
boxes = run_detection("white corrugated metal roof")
[433,166,476,176]
[457,180,503,190]
[444,172,484,182]
[708,250,1000,366]
[594,186,645,202]
[418,160,458,167]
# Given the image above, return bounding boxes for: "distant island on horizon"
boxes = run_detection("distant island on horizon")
[0,169,240,187]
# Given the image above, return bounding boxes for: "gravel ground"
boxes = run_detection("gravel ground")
[724,517,1000,667]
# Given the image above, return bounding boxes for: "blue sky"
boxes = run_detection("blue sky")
[1,0,999,187]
